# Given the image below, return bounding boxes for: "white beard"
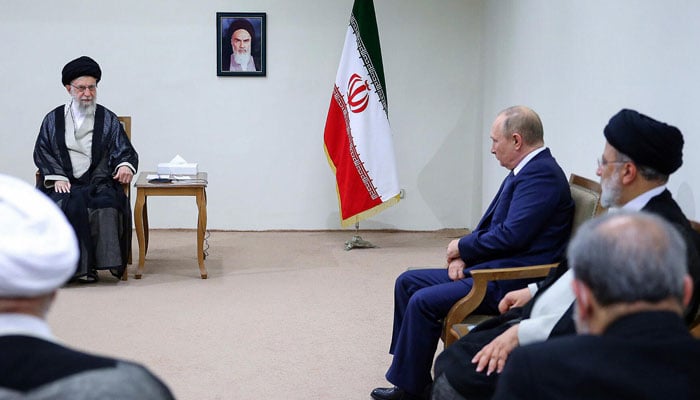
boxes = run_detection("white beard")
[600,169,623,208]
[233,51,252,71]
[77,101,96,116]
[72,95,96,117]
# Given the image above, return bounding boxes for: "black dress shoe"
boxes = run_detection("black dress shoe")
[371,387,404,400]
[370,386,425,400]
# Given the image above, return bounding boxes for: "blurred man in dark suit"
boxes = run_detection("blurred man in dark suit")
[494,211,700,400]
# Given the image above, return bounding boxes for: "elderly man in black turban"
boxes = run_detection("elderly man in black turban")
[430,108,700,400]
[33,56,138,283]
[224,18,258,72]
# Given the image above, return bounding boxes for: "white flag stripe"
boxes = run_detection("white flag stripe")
[335,26,399,201]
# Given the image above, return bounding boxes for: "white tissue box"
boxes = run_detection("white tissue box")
[157,163,198,175]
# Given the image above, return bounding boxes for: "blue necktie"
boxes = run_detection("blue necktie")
[476,171,514,230]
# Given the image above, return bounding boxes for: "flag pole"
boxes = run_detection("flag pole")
[344,221,376,250]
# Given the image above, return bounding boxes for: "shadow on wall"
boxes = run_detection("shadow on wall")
[417,110,478,229]
[325,212,399,231]
[676,181,697,220]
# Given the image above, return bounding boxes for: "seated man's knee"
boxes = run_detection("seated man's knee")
[395,269,420,292]
[406,288,435,314]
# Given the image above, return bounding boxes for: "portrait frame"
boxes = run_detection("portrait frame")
[217,12,266,77]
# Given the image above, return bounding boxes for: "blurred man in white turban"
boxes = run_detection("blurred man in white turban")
[0,174,173,399]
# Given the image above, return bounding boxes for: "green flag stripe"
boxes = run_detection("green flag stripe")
[351,0,388,114]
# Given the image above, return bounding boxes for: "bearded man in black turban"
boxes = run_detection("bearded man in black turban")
[33,56,138,283]
[223,18,259,72]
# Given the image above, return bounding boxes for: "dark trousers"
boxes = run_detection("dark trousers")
[385,268,498,395]
[431,374,468,400]
[49,182,128,278]
[433,322,510,400]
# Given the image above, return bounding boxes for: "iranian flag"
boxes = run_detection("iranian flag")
[323,0,401,228]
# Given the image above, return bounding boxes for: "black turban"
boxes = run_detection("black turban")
[61,56,101,86]
[228,19,255,40]
[603,109,684,175]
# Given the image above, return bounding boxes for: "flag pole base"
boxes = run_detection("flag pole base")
[344,235,376,251]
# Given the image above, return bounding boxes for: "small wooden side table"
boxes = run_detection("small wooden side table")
[133,172,208,279]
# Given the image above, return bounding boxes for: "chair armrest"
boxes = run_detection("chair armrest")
[689,310,700,339]
[468,263,559,281]
[36,170,130,197]
[442,263,558,346]
[691,323,700,339]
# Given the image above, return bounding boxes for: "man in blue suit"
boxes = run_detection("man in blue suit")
[371,105,575,400]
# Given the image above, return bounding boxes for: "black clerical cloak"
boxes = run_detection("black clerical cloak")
[33,104,138,280]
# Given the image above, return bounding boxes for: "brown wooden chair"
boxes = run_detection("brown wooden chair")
[688,219,700,338]
[441,173,605,348]
[35,116,133,280]
[117,116,132,276]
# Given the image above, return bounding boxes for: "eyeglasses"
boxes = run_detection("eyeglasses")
[70,84,97,93]
[596,157,626,169]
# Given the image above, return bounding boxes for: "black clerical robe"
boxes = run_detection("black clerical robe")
[33,104,138,280]
[0,335,173,399]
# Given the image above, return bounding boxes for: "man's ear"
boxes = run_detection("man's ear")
[65,85,72,95]
[620,161,637,185]
[512,132,522,149]
[683,275,693,308]
[573,279,593,319]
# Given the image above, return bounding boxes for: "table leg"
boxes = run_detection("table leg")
[124,184,132,279]
[196,188,208,279]
[134,192,147,279]
[143,197,149,254]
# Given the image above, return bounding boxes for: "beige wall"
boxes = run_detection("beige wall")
[479,1,700,220]
[0,0,484,230]
[2,0,698,230]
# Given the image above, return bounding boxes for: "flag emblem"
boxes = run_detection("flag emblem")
[347,73,371,114]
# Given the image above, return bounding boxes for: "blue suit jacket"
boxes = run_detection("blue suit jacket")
[458,148,574,297]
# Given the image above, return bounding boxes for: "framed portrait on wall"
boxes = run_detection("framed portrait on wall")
[217,12,266,77]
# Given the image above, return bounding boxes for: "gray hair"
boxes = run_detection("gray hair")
[568,211,687,305]
[615,150,669,183]
[499,105,544,146]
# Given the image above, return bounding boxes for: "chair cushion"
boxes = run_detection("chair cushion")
[570,184,601,235]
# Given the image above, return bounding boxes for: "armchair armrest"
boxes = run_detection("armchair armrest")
[442,262,558,347]
[690,320,700,339]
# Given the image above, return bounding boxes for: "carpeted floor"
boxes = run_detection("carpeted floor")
[48,229,466,400]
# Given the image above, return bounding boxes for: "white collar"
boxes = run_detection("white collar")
[64,100,71,116]
[513,146,546,176]
[620,185,667,212]
[0,314,56,342]
[64,99,88,129]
